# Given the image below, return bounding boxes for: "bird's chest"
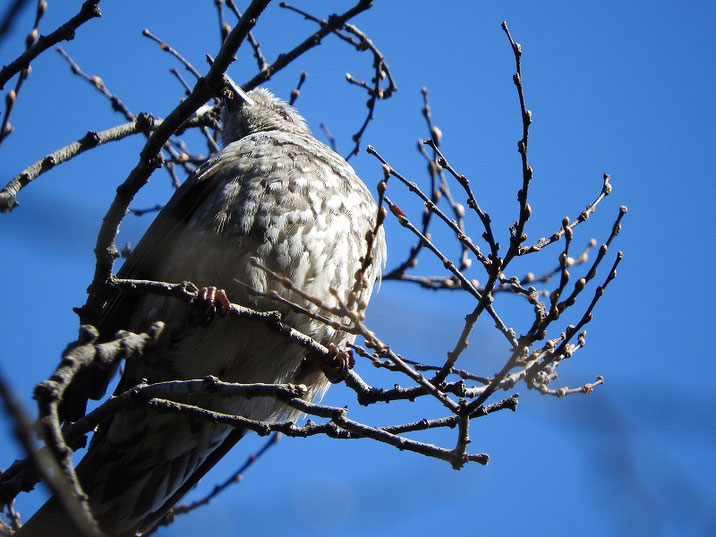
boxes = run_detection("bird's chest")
[185,165,369,301]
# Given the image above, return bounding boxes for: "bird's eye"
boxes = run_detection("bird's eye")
[276,107,294,122]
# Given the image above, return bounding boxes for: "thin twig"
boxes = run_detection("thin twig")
[500,21,534,267]
[0,0,101,90]
[225,0,268,71]
[0,0,46,148]
[288,70,306,105]
[142,28,201,79]
[320,121,337,151]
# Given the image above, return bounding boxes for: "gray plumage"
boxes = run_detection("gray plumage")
[19,88,385,536]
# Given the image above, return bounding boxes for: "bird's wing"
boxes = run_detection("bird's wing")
[105,154,230,332]
[60,151,232,422]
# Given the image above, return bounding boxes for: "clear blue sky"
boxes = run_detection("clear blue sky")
[1,1,714,536]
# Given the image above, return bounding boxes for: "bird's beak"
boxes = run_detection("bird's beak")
[223,73,254,109]
[205,54,253,109]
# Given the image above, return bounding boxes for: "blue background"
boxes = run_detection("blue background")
[1,1,714,536]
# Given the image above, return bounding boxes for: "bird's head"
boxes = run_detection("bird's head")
[221,82,309,146]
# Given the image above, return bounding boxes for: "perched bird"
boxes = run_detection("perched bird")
[19,84,385,536]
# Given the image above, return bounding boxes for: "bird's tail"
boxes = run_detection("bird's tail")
[12,496,83,537]
[14,426,245,537]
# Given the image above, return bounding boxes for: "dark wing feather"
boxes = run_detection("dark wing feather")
[60,155,227,422]
[141,428,246,534]
[99,158,223,337]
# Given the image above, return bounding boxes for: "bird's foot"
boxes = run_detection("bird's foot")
[191,286,231,325]
[322,344,355,383]
[199,286,231,316]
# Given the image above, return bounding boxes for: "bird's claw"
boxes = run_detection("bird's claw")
[192,286,231,324]
[321,344,355,383]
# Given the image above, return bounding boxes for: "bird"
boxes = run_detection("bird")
[17,83,386,536]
